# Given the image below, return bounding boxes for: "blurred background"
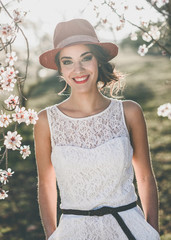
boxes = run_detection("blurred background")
[0,0,171,239]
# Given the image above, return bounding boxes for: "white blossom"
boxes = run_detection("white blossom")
[142,32,152,42]
[123,4,128,10]
[139,16,150,28]
[20,145,31,159]
[152,0,169,8]
[4,131,22,150]
[0,24,16,41]
[0,111,12,128]
[6,168,14,177]
[0,67,5,88]
[0,170,8,184]
[168,112,171,120]
[0,168,14,185]
[149,26,160,40]
[1,67,17,92]
[157,103,171,119]
[130,32,138,41]
[13,9,27,23]
[140,20,149,28]
[135,5,144,10]
[5,52,18,66]
[138,44,148,56]
[1,77,16,91]
[116,24,124,31]
[12,107,38,125]
[0,189,8,200]
[25,109,39,125]
[4,95,19,110]
[12,106,27,124]
[0,175,8,184]
[0,67,5,75]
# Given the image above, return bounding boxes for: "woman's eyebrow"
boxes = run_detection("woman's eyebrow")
[80,51,92,57]
[61,51,92,60]
[61,56,72,60]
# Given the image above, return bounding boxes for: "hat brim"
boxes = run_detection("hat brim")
[39,42,118,70]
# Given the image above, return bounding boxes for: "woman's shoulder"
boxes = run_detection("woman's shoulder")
[121,100,144,130]
[37,108,47,120]
[122,100,142,115]
[38,104,57,117]
[35,104,56,129]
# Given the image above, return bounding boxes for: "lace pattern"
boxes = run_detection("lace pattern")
[46,99,129,149]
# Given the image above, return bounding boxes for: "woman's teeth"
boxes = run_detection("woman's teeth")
[73,75,89,83]
[74,76,88,82]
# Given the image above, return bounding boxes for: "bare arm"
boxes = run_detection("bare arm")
[34,110,57,239]
[123,100,159,232]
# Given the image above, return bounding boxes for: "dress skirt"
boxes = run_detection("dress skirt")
[48,205,160,240]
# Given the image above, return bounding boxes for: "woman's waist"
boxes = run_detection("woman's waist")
[59,194,138,212]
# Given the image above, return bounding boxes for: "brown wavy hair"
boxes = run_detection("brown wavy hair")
[55,44,123,96]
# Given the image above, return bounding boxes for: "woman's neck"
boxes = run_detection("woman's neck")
[67,90,110,115]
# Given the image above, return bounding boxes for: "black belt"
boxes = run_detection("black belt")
[61,201,137,240]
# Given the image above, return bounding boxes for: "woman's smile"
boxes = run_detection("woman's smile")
[73,75,90,84]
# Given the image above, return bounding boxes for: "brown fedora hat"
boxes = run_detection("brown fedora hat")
[39,19,118,70]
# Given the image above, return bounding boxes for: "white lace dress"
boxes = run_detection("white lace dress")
[46,99,160,240]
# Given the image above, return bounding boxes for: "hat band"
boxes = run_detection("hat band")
[55,35,99,48]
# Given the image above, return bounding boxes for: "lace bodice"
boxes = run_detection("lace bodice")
[47,99,128,149]
[46,99,137,210]
[46,99,160,240]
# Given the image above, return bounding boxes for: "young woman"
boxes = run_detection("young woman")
[34,18,160,240]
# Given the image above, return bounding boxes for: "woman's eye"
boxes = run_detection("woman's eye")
[62,60,72,65]
[82,55,93,62]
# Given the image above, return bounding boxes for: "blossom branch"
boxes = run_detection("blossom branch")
[0,0,38,200]
[102,0,171,56]
[0,0,30,83]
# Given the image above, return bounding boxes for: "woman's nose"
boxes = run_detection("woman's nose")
[73,61,84,73]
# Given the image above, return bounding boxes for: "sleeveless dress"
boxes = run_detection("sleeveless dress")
[46,99,160,240]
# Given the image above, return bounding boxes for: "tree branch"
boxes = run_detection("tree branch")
[103,0,171,56]
[145,0,171,18]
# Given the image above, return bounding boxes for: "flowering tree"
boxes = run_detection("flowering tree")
[88,0,171,118]
[0,0,38,199]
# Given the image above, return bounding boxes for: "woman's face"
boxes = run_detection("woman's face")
[59,44,99,93]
